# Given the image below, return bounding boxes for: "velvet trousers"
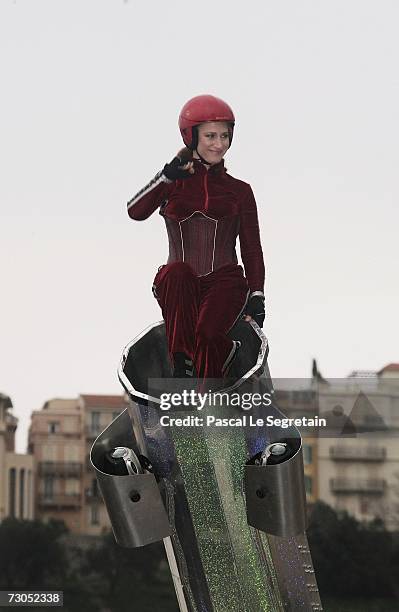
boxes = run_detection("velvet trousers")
[152,262,249,380]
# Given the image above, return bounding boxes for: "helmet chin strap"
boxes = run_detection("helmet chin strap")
[194,149,213,166]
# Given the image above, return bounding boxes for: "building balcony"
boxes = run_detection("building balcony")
[61,430,81,438]
[37,494,81,508]
[330,478,386,494]
[329,446,386,461]
[38,461,83,478]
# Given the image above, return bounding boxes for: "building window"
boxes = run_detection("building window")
[303,445,313,465]
[28,471,32,519]
[19,469,25,518]
[91,412,100,434]
[44,476,54,499]
[48,421,60,434]
[91,505,99,525]
[9,468,16,518]
[304,475,313,495]
[65,479,79,496]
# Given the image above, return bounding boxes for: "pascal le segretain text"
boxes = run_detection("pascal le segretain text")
[159,415,327,428]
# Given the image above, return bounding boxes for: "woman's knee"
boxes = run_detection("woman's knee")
[162,261,196,282]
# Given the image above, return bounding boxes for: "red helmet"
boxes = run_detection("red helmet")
[179,94,235,149]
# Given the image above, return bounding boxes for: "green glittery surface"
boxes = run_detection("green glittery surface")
[171,405,285,612]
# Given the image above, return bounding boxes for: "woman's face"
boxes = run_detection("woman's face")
[195,121,230,165]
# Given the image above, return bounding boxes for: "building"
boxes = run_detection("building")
[316,364,399,529]
[28,394,128,535]
[274,362,399,529]
[0,393,34,521]
[28,397,83,532]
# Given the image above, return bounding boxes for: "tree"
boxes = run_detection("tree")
[307,501,398,599]
[0,518,68,589]
[0,518,97,612]
[82,532,178,612]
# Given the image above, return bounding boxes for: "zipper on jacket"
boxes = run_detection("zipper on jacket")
[204,172,209,212]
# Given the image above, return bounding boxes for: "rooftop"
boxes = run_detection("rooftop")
[80,394,128,408]
[377,363,399,375]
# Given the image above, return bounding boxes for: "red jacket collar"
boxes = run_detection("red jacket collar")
[192,158,226,176]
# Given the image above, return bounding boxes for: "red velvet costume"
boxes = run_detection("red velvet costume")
[127,158,265,379]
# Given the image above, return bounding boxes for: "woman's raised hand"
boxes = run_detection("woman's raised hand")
[162,147,195,180]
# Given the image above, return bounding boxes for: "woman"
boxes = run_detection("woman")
[127,95,265,381]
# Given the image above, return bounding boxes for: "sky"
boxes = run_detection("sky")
[1,0,398,453]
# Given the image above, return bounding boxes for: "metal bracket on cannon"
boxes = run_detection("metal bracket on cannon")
[90,409,171,548]
[244,438,308,538]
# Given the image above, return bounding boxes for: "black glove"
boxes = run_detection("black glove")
[162,156,193,181]
[245,295,265,328]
